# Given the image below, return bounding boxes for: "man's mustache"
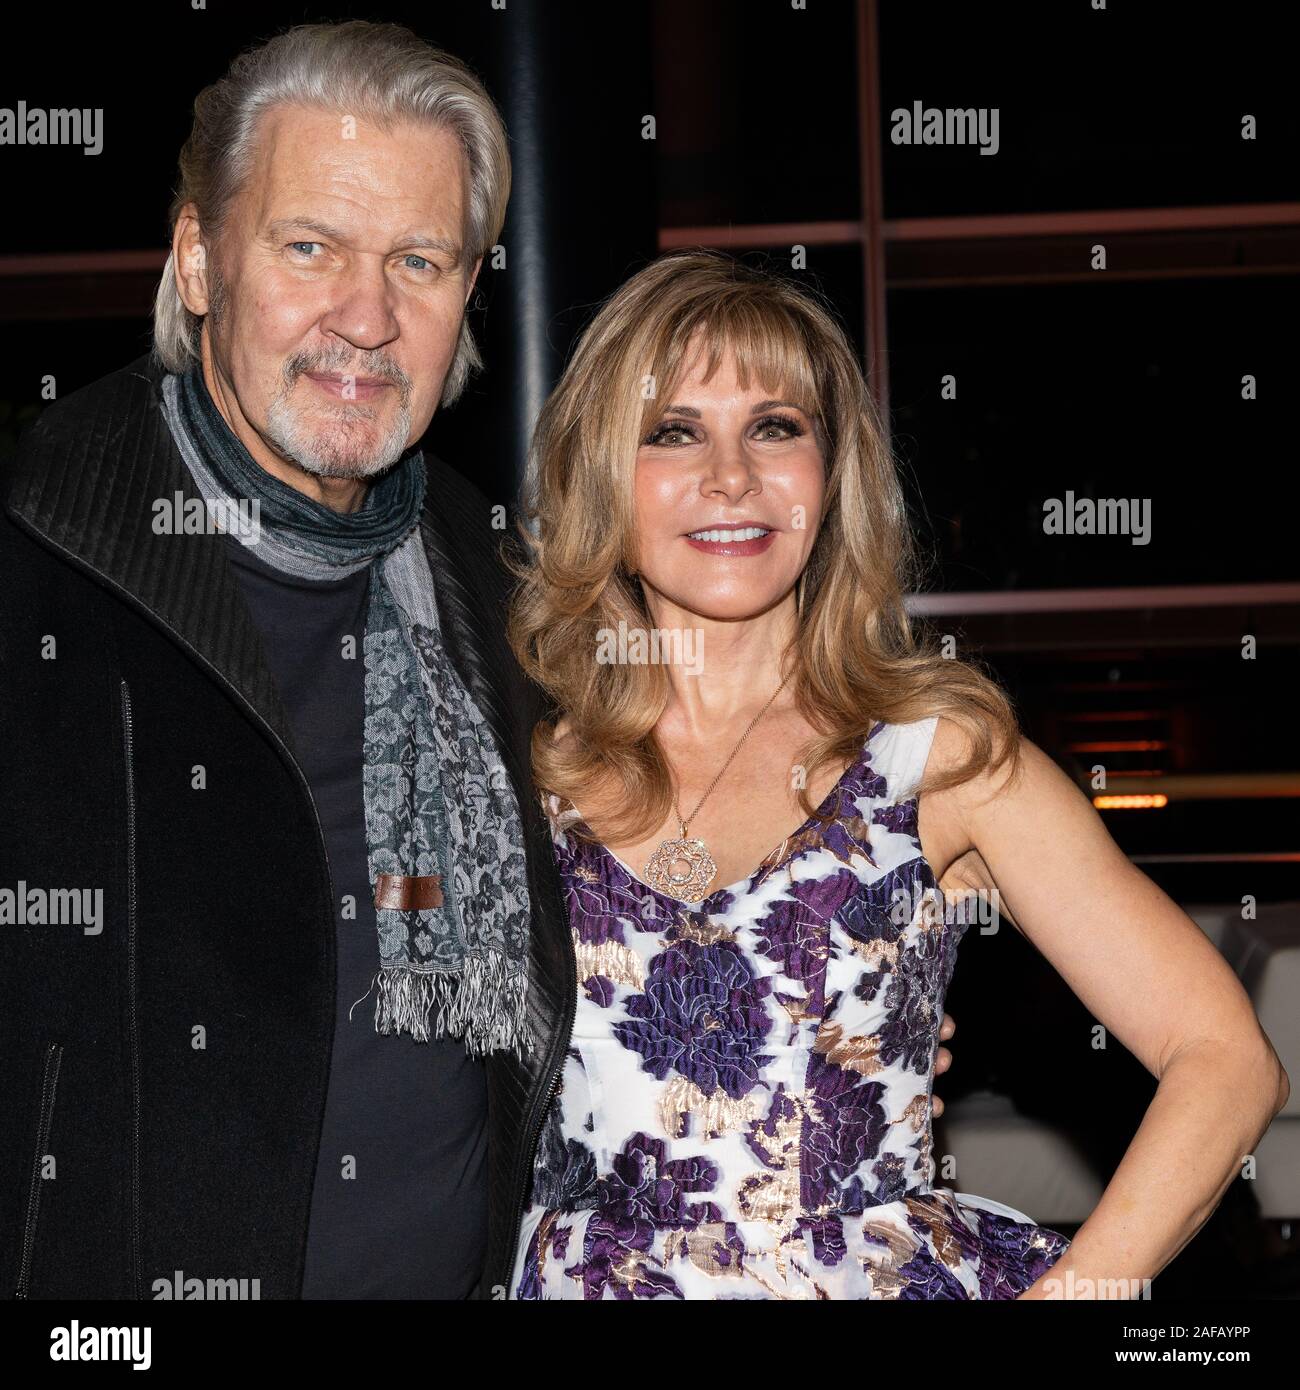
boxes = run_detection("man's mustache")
[282,353,411,394]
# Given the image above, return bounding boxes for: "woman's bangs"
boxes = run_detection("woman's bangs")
[638,303,822,435]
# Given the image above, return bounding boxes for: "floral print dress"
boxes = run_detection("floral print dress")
[511,717,1071,1299]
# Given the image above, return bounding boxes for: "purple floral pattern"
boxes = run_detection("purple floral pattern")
[512,718,1071,1299]
[614,941,774,1098]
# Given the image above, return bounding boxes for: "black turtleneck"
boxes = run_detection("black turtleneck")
[222,532,487,1299]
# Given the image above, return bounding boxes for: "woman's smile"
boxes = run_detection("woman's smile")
[683,522,777,556]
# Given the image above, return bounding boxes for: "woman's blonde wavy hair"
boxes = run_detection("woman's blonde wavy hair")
[504,249,1021,846]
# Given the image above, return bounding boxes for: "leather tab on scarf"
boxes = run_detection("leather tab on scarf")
[374,873,444,910]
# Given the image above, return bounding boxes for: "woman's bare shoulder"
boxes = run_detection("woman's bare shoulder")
[926,712,1022,794]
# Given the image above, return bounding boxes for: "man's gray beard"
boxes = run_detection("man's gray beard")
[206,262,414,480]
[264,382,413,480]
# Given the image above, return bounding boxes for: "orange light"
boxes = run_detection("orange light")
[1093,794,1169,810]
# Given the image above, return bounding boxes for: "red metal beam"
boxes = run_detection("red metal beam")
[657,203,1300,252]
[906,582,1300,616]
[857,0,889,423]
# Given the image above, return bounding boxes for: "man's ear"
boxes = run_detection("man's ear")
[464,254,483,307]
[173,203,212,316]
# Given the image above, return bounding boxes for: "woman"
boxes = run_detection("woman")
[502,250,1289,1300]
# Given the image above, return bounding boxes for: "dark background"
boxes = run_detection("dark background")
[2,0,1296,1298]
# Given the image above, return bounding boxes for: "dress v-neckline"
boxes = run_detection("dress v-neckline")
[569,722,885,909]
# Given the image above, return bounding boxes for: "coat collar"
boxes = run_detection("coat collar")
[3,351,518,789]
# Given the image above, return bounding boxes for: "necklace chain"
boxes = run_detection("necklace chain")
[671,670,793,838]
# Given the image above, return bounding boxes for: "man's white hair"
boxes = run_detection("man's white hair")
[152,19,510,408]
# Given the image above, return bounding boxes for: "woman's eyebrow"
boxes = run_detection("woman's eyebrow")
[656,400,808,417]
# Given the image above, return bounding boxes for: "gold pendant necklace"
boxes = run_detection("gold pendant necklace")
[643,671,793,903]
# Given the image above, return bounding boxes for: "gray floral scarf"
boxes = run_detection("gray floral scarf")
[160,364,533,1059]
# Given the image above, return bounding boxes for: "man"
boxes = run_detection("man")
[1,19,959,1300]
[0,19,572,1301]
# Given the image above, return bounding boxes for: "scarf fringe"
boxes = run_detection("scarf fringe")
[374,954,534,1059]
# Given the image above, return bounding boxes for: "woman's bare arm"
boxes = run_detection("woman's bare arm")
[932,718,1290,1299]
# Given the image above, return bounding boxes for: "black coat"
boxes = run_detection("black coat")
[0,353,574,1299]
